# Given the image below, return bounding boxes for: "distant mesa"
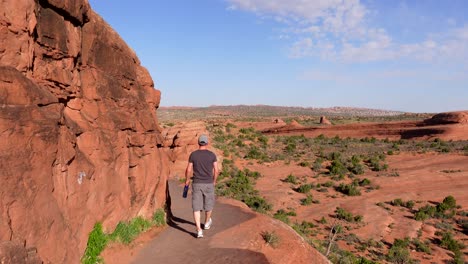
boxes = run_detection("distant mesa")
[424,111,468,125]
[320,116,332,125]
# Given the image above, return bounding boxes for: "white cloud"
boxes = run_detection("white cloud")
[226,0,468,65]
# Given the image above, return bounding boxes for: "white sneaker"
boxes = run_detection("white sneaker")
[204,218,212,230]
[197,230,204,238]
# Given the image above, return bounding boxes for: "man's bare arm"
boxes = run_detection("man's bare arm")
[213,161,219,185]
[185,162,193,186]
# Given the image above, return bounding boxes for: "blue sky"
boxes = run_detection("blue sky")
[88,0,468,113]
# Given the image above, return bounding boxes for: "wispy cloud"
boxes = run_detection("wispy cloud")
[226,0,468,64]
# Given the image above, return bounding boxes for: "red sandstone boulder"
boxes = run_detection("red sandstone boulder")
[0,1,169,263]
[425,111,468,125]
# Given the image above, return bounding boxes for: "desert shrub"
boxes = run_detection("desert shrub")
[405,200,415,209]
[349,163,365,175]
[301,194,314,206]
[387,244,412,264]
[335,183,361,196]
[328,249,378,264]
[245,146,268,160]
[323,181,334,187]
[298,160,311,167]
[261,231,280,248]
[442,195,457,209]
[328,159,348,176]
[152,209,166,226]
[440,232,465,252]
[411,238,432,254]
[358,178,371,186]
[335,207,363,223]
[361,137,377,143]
[458,218,468,235]
[257,135,269,146]
[217,166,271,213]
[295,183,313,193]
[82,223,108,264]
[313,157,323,171]
[391,198,414,209]
[239,127,255,134]
[109,217,152,244]
[368,154,388,172]
[392,198,404,207]
[283,174,298,184]
[292,221,316,236]
[274,209,293,224]
[245,196,272,213]
[319,216,327,224]
[414,205,436,221]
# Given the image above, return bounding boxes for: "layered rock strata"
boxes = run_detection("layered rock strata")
[0,0,169,262]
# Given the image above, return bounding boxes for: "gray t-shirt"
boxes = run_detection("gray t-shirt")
[189,149,217,184]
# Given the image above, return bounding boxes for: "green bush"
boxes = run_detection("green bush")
[82,223,108,264]
[274,209,292,224]
[335,183,361,196]
[358,178,371,186]
[152,209,166,226]
[301,194,314,205]
[335,207,363,223]
[442,195,457,209]
[109,217,152,244]
[440,232,464,252]
[411,238,431,254]
[283,174,298,184]
[245,196,272,213]
[328,159,348,176]
[387,244,412,264]
[313,158,323,171]
[292,221,316,236]
[296,184,313,193]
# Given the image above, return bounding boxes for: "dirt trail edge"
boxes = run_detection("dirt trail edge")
[131,180,270,264]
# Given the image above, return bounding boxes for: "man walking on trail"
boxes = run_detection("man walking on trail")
[185,134,219,238]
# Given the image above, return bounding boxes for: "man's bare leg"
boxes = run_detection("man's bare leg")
[205,210,212,224]
[194,210,202,231]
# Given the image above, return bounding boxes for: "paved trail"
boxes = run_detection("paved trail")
[131,180,270,264]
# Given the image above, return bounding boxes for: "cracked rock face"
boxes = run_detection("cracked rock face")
[0,0,169,263]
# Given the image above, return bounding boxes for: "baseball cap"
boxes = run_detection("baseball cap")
[198,134,209,146]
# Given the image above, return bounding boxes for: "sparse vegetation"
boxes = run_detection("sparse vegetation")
[195,112,468,264]
[335,183,361,196]
[82,209,166,264]
[335,207,363,223]
[261,230,280,248]
[283,174,298,184]
[414,195,458,221]
[387,238,414,264]
[216,164,272,213]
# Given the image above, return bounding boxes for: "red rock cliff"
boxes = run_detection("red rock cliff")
[0,0,169,263]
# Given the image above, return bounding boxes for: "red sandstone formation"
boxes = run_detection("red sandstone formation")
[424,111,468,125]
[0,0,169,263]
[320,116,332,125]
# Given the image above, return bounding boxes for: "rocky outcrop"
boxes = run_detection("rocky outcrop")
[161,121,211,178]
[320,116,332,125]
[424,111,468,125]
[0,0,169,263]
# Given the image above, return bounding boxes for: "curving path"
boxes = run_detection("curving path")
[131,180,270,264]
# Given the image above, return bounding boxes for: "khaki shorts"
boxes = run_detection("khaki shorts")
[192,183,215,211]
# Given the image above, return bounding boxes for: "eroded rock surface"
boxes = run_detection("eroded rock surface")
[0,0,168,263]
